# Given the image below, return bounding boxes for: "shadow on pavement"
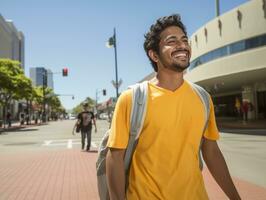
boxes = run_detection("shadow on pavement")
[6,128,39,132]
[217,118,266,135]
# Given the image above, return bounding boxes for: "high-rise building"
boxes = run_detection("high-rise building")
[46,69,54,89]
[0,14,25,70]
[0,14,25,120]
[30,67,54,90]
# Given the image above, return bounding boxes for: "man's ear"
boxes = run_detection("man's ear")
[148,50,159,63]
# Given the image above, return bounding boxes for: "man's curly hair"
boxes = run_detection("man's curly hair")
[144,14,187,72]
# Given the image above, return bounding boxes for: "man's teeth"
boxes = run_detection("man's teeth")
[174,53,187,58]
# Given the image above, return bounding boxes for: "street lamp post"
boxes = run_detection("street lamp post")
[113,28,119,98]
[107,28,121,99]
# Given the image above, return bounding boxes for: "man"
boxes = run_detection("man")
[73,103,97,151]
[6,111,11,127]
[106,14,241,200]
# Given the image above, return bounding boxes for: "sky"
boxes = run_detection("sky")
[0,0,248,110]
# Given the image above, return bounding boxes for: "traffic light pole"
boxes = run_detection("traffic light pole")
[42,70,47,122]
[41,69,68,123]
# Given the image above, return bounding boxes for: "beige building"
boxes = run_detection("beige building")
[0,14,24,69]
[141,0,266,120]
[185,0,266,119]
[0,14,25,121]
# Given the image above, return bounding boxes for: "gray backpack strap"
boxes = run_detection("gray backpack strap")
[124,81,149,184]
[189,82,210,170]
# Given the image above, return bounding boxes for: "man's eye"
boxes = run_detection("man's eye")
[167,40,176,44]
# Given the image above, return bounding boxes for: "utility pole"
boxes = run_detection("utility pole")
[113,28,119,98]
[42,69,47,122]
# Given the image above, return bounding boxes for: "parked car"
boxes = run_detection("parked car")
[99,113,108,120]
[69,114,77,120]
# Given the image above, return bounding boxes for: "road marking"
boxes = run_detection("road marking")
[67,139,72,149]
[91,142,97,148]
[42,139,99,149]
[44,140,52,145]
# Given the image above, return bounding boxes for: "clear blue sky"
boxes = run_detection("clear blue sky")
[1,0,248,110]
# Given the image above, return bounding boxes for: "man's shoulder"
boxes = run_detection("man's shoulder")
[117,89,133,105]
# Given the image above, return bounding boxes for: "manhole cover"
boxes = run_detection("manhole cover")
[4,142,37,146]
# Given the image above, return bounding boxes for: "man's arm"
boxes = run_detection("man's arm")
[93,118,97,132]
[201,138,241,200]
[106,148,126,200]
[72,118,80,135]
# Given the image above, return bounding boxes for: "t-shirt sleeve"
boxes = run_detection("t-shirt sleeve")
[203,97,220,140]
[107,89,132,149]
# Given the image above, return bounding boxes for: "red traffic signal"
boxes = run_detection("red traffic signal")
[62,68,68,76]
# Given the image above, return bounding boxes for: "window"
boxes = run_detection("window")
[189,33,266,71]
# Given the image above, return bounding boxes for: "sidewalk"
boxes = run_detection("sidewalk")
[0,149,265,200]
[0,121,48,134]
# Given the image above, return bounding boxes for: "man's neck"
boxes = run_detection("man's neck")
[150,69,184,92]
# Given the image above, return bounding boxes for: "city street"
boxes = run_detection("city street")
[0,120,266,199]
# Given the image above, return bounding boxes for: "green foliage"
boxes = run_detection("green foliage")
[72,97,95,115]
[0,59,33,106]
[0,59,67,120]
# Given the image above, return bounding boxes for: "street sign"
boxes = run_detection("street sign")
[111,79,123,89]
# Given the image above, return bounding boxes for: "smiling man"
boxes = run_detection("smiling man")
[106,14,241,200]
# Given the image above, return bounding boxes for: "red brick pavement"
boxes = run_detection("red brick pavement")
[0,149,265,200]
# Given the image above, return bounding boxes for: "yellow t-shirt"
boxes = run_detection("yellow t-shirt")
[107,81,219,200]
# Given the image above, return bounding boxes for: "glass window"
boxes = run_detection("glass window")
[189,34,266,71]
[261,35,266,46]
[230,40,245,54]
[245,37,260,49]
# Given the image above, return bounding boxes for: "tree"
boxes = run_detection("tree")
[72,97,95,115]
[0,59,33,126]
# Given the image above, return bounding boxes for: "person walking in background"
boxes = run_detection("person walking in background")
[19,112,25,126]
[73,103,97,151]
[242,100,249,122]
[6,111,11,127]
[235,97,241,119]
[105,14,241,200]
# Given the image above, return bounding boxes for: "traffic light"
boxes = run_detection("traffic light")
[103,89,106,96]
[62,68,68,76]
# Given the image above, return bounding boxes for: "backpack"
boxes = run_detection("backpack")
[96,81,210,200]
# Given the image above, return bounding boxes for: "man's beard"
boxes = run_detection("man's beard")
[170,62,190,72]
[158,53,190,72]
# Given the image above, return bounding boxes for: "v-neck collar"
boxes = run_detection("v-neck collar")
[148,80,187,95]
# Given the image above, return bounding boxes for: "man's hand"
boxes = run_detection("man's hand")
[94,127,97,133]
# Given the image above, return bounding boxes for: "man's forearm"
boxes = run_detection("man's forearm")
[106,149,126,200]
[202,141,241,200]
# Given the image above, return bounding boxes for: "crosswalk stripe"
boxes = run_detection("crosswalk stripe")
[67,139,72,149]
[42,139,101,149]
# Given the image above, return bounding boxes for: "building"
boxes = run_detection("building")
[185,0,266,119]
[30,67,54,89]
[0,14,25,69]
[141,0,266,120]
[0,14,25,121]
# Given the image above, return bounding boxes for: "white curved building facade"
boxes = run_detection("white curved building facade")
[185,0,266,119]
